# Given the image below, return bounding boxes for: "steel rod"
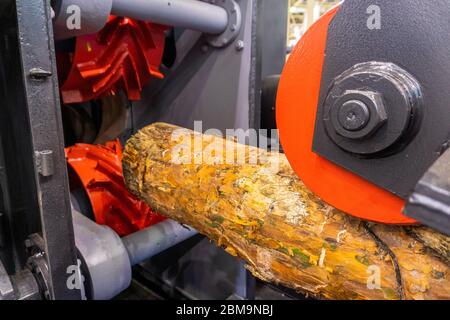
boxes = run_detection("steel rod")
[111,0,228,34]
[122,219,197,266]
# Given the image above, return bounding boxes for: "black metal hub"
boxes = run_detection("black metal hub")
[337,100,371,132]
[313,0,450,199]
[323,62,422,157]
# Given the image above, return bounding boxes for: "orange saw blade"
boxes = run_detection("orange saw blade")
[276,5,415,225]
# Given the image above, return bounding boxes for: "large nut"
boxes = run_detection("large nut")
[321,62,423,156]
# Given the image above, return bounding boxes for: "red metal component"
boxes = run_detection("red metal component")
[66,140,166,236]
[277,5,415,225]
[60,16,167,104]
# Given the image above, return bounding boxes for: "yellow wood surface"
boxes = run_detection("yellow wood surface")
[123,123,449,300]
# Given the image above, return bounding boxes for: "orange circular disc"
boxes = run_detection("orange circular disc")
[276,5,415,224]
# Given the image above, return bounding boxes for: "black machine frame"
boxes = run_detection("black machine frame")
[0,0,80,299]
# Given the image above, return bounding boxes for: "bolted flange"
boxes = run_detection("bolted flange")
[322,62,423,156]
[206,0,242,48]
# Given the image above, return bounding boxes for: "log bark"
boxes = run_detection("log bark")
[123,122,450,300]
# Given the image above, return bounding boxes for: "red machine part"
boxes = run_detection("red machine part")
[66,140,166,236]
[276,4,415,225]
[60,16,167,104]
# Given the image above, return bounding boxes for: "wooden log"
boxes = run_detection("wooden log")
[123,122,450,300]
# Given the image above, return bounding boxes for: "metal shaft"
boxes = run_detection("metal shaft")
[72,208,197,299]
[111,0,229,34]
[122,220,197,266]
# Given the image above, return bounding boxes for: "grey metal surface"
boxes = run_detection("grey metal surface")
[35,150,55,177]
[122,220,197,266]
[0,259,14,299]
[53,0,113,40]
[24,233,52,300]
[205,0,242,48]
[112,0,228,35]
[0,260,40,300]
[11,0,80,299]
[256,0,288,82]
[131,0,287,138]
[27,251,51,300]
[72,209,198,299]
[234,261,255,300]
[405,147,450,235]
[251,0,288,129]
[12,269,41,300]
[135,237,306,300]
[132,0,255,133]
[73,211,132,300]
[139,238,251,299]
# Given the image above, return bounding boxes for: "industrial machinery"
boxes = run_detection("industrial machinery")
[277,1,450,235]
[0,0,288,300]
[1,0,449,301]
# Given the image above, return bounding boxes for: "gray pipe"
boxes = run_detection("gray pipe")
[111,0,228,35]
[73,208,197,299]
[53,0,113,40]
[122,219,197,266]
[73,210,132,300]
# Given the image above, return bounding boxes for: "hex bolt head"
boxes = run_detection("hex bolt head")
[235,40,245,51]
[330,90,388,140]
[338,100,370,131]
[29,67,52,80]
